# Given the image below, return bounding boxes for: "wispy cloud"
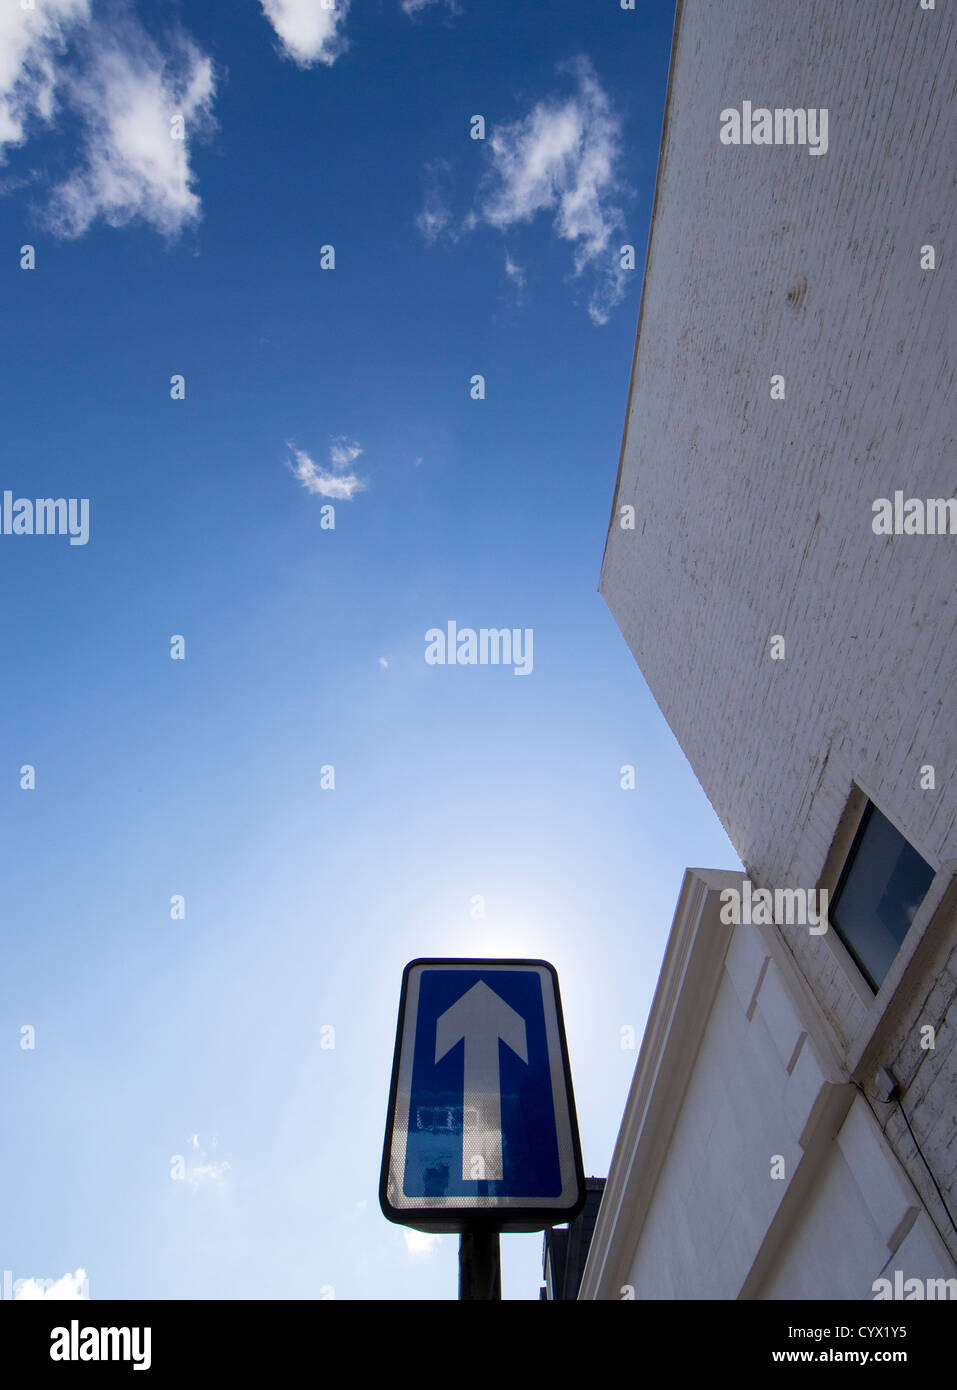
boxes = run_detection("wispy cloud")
[415,192,452,244]
[287,442,367,500]
[187,1160,231,1189]
[329,435,363,468]
[0,0,88,159]
[48,22,216,239]
[402,1229,441,1257]
[478,58,628,323]
[418,58,630,323]
[14,1268,90,1300]
[504,251,525,295]
[401,0,461,16]
[260,0,351,67]
[415,161,456,245]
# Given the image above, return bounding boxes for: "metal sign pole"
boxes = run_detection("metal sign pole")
[458,1228,501,1300]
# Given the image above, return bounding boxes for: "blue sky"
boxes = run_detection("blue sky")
[0,0,740,1300]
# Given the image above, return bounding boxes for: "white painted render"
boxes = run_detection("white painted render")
[580,873,956,1299]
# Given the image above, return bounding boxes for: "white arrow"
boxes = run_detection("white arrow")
[435,980,528,1183]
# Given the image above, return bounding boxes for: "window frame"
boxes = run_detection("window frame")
[813,783,955,1078]
[828,800,935,994]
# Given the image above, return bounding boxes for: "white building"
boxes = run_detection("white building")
[583,0,957,1299]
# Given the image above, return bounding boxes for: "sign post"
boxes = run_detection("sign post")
[458,1228,500,1301]
[379,958,586,1299]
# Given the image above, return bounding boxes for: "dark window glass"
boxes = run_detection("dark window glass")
[830,803,935,991]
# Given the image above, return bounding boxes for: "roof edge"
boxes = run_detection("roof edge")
[598,0,686,593]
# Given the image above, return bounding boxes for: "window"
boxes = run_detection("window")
[830,802,935,991]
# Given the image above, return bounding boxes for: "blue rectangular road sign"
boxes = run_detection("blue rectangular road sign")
[380,959,586,1233]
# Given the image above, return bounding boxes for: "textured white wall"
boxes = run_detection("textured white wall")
[624,925,954,1298]
[625,962,800,1298]
[758,1110,950,1301]
[601,0,957,1256]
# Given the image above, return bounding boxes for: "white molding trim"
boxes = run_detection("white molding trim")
[579,868,740,1299]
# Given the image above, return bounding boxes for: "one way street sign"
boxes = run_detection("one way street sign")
[379,959,586,1233]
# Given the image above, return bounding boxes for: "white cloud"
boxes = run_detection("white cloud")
[48,25,216,239]
[378,656,389,668]
[329,435,363,468]
[504,252,525,292]
[403,1229,441,1257]
[473,58,629,324]
[260,0,351,67]
[415,187,453,245]
[187,1160,231,1189]
[288,446,366,501]
[401,0,460,16]
[14,1268,90,1300]
[0,0,88,158]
